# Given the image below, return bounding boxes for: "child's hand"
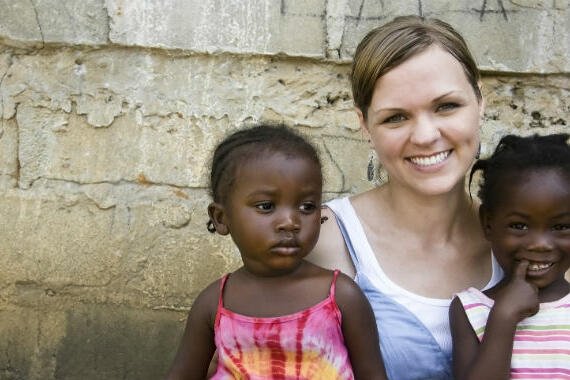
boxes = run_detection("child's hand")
[493,260,539,324]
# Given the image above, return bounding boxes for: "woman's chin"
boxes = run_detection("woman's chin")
[393,175,465,197]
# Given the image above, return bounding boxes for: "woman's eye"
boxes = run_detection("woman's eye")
[553,224,570,231]
[383,114,406,124]
[299,202,317,213]
[509,222,528,230]
[437,102,460,112]
[255,202,273,211]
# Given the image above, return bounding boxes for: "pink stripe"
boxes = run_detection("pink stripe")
[512,374,570,379]
[463,302,488,310]
[513,348,570,354]
[512,368,570,375]
[514,336,570,342]
[517,330,570,336]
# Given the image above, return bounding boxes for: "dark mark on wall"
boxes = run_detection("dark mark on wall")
[474,0,509,22]
[356,0,386,24]
[357,0,366,22]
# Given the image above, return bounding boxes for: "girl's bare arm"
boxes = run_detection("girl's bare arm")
[166,281,219,380]
[450,261,539,380]
[335,273,388,380]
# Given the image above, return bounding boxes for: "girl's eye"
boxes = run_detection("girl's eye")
[255,202,273,211]
[509,222,528,230]
[299,202,317,213]
[382,114,406,124]
[436,102,460,112]
[553,224,570,231]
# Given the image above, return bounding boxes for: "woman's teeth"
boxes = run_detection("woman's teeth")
[528,262,553,271]
[409,150,450,166]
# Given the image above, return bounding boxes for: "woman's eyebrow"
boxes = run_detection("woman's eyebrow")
[431,91,459,103]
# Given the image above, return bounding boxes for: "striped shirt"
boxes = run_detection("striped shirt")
[457,287,570,380]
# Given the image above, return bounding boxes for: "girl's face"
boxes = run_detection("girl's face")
[211,152,322,277]
[481,169,570,295]
[359,45,483,196]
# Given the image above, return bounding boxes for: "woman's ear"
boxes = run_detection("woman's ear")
[355,107,371,142]
[207,202,229,235]
[477,81,485,119]
[478,205,492,241]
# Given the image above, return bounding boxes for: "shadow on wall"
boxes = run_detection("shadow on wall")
[55,306,180,380]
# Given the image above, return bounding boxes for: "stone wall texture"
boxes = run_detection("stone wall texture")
[0,1,568,379]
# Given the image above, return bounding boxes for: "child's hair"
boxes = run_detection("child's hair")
[469,133,570,211]
[207,123,321,232]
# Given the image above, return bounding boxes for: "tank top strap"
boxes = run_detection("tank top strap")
[215,274,230,328]
[325,198,360,269]
[330,269,340,300]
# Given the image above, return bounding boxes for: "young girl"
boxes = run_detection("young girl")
[450,133,570,380]
[166,124,388,380]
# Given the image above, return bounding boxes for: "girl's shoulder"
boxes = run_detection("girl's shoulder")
[189,277,225,327]
[331,270,370,313]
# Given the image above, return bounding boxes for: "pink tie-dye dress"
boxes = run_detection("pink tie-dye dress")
[211,270,355,380]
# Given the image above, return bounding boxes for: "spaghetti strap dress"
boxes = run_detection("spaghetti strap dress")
[211,270,355,380]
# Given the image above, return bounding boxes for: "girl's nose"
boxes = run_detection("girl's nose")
[527,232,554,252]
[410,115,441,146]
[276,210,300,232]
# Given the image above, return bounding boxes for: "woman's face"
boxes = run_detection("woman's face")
[359,45,483,196]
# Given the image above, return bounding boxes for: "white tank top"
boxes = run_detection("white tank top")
[327,197,504,354]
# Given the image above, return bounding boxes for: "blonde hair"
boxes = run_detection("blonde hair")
[351,15,481,120]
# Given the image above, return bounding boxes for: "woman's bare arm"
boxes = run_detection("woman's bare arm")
[306,207,355,277]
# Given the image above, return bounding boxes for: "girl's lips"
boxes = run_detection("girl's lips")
[526,261,555,277]
[271,239,300,255]
[271,246,300,256]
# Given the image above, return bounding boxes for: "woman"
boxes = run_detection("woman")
[307,16,503,380]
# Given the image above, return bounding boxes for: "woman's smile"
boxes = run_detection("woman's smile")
[406,149,452,168]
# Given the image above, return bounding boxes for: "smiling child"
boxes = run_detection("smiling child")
[450,134,570,380]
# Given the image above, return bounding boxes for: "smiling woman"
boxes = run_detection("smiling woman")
[361,45,482,196]
[306,15,502,380]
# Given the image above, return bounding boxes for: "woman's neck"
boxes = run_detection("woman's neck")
[377,180,478,244]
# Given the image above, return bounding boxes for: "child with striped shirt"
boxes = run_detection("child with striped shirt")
[450,134,570,380]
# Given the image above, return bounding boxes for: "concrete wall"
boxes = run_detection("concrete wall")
[0,1,568,379]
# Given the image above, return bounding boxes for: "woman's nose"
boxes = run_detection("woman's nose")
[410,115,441,146]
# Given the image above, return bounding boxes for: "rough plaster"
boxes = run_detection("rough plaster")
[0,1,568,379]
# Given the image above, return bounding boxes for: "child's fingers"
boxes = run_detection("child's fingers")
[513,260,529,279]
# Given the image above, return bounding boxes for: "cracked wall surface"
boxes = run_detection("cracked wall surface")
[0,1,569,379]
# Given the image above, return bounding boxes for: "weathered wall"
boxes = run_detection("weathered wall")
[0,1,568,379]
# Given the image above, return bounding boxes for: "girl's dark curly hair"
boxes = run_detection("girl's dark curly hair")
[207,123,321,232]
[469,133,570,211]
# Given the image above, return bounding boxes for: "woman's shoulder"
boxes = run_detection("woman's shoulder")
[305,202,355,276]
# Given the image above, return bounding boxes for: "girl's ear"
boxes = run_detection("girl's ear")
[478,205,492,240]
[207,202,229,235]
